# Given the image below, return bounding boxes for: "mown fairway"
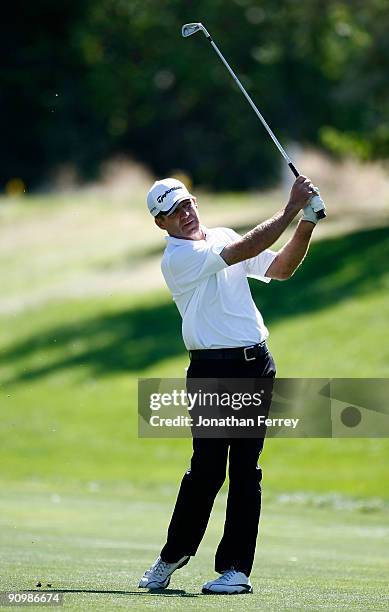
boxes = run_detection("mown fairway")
[1,485,388,610]
[1,192,388,609]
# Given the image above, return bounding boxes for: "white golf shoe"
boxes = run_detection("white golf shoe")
[202,569,253,594]
[138,555,190,589]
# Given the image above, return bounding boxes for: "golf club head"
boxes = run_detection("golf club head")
[182,23,209,38]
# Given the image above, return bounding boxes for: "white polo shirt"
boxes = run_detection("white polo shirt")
[161,226,277,350]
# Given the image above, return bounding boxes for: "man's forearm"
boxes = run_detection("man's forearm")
[268,219,315,279]
[221,204,299,265]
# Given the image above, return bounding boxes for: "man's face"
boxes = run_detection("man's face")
[155,197,202,240]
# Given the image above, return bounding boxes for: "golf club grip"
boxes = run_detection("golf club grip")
[288,162,299,178]
[289,163,326,219]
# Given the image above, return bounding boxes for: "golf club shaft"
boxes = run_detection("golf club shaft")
[182,23,325,218]
[206,34,299,178]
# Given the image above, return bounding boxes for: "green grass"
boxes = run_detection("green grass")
[0,190,277,307]
[1,226,389,495]
[2,374,388,496]
[1,203,389,609]
[1,484,388,610]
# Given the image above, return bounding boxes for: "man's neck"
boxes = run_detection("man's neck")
[169,227,205,241]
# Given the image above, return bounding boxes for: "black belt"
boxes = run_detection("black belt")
[189,341,268,362]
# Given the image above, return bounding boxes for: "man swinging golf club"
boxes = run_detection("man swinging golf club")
[138,173,325,594]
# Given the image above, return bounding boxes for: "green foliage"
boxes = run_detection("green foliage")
[2,0,388,190]
[319,127,372,159]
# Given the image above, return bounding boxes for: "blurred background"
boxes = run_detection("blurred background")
[1,0,389,602]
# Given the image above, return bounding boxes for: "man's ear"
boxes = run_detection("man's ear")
[154,216,166,230]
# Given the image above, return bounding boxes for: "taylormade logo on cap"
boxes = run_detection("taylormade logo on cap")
[147,178,193,217]
[157,186,181,204]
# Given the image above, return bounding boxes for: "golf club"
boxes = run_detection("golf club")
[182,22,326,219]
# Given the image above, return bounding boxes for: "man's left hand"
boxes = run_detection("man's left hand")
[302,190,326,224]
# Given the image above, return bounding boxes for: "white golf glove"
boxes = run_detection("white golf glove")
[302,190,326,224]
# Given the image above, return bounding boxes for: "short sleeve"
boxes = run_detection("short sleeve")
[162,242,229,295]
[243,249,277,283]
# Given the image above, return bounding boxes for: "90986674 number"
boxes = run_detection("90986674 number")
[0,591,63,606]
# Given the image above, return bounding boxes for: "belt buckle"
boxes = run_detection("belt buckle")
[244,345,256,361]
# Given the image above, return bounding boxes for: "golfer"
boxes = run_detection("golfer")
[139,176,324,594]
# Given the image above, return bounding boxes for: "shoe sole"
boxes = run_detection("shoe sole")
[139,556,190,589]
[202,586,253,595]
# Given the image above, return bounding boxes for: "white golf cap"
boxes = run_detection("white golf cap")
[147,178,193,217]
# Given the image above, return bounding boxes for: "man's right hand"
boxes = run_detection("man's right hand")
[287,175,317,211]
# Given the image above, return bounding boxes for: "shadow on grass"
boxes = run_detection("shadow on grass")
[2,226,389,386]
[26,588,198,598]
[251,225,389,320]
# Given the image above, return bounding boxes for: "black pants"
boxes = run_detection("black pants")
[160,345,276,577]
